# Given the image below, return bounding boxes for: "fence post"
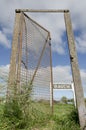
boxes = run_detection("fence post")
[64,11,86,130]
[71,82,76,107]
[49,37,53,114]
[8,11,22,97]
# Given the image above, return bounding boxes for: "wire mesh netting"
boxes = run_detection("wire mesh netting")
[6,12,53,114]
[0,66,9,100]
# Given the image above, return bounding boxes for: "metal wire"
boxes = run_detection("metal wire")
[0,69,8,98]
[6,12,52,113]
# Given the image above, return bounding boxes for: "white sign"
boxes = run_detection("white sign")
[50,82,76,107]
[53,84,72,89]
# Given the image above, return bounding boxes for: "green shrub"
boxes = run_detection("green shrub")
[67,108,79,124]
[0,83,80,130]
[3,99,27,129]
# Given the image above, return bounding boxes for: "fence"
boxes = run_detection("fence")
[0,9,86,129]
[7,12,53,114]
[0,66,9,100]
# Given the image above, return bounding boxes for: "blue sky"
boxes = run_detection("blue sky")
[0,0,86,99]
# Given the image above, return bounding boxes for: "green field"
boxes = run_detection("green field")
[0,101,80,130]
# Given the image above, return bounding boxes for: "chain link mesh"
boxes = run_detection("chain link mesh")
[7,12,52,114]
[0,68,8,98]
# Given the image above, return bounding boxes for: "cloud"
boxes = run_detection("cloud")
[80,69,86,89]
[25,12,66,54]
[53,65,86,95]
[0,64,10,95]
[76,33,86,53]
[0,0,86,53]
[0,0,86,99]
[0,31,11,48]
[53,65,72,83]
[0,64,10,82]
[0,64,86,97]
[2,27,12,35]
[69,0,86,30]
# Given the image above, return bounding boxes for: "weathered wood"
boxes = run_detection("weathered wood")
[49,37,54,114]
[15,9,69,13]
[8,12,22,96]
[16,13,24,92]
[30,35,49,84]
[64,11,86,130]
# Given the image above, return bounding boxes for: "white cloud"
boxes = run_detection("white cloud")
[0,31,11,48]
[0,64,10,95]
[53,65,72,83]
[76,33,86,53]
[80,69,86,87]
[69,0,86,30]
[0,64,10,77]
[2,27,12,35]
[0,0,86,53]
[0,64,9,97]
[53,65,86,95]
[0,64,86,96]
[0,0,86,99]
[26,13,66,54]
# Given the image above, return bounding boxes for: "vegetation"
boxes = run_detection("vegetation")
[0,84,80,130]
[0,101,80,130]
[61,96,68,104]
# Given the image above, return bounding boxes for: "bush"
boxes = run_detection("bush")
[67,108,79,124]
[61,96,68,104]
[3,99,27,129]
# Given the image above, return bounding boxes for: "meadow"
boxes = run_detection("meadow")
[0,100,80,130]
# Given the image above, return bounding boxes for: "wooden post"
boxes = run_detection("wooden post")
[30,35,49,84]
[49,37,53,114]
[8,12,23,97]
[64,11,86,130]
[16,13,24,93]
[50,82,53,108]
[71,82,76,107]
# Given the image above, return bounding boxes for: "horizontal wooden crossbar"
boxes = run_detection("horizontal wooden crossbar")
[15,9,69,13]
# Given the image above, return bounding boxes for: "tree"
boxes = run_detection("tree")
[61,96,68,104]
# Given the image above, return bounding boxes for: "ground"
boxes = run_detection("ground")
[0,101,80,130]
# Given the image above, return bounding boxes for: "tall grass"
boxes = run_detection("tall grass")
[0,84,80,130]
[0,102,81,130]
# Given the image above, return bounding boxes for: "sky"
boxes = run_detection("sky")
[0,0,86,99]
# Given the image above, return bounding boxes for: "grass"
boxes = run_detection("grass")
[30,103,80,130]
[0,101,80,130]
[54,103,74,116]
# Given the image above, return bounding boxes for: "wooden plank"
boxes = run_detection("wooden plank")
[64,11,86,130]
[15,9,69,13]
[8,12,22,97]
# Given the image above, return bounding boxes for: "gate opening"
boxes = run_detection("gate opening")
[7,9,86,129]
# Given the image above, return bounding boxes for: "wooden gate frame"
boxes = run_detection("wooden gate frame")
[9,9,86,129]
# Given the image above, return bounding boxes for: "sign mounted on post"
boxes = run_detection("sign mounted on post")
[51,82,76,107]
[53,83,72,89]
